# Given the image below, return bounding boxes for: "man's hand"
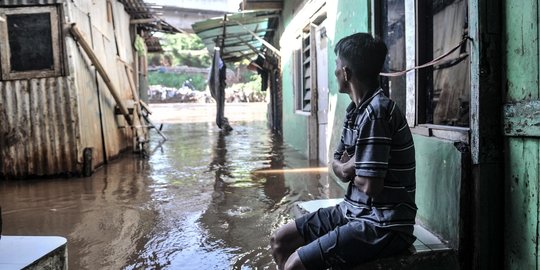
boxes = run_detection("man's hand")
[332,151,356,182]
[353,176,384,197]
[340,152,351,163]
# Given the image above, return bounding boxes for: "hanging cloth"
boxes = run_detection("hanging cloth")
[208,48,232,131]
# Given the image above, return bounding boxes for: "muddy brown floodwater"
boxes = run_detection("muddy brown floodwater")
[0,102,345,269]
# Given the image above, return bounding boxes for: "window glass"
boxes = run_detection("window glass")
[7,13,54,72]
[424,0,470,127]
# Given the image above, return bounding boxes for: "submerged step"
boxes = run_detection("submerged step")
[0,236,67,270]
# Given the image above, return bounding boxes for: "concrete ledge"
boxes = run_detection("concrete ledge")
[0,236,67,270]
[292,199,459,270]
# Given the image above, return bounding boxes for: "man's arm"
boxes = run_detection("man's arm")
[353,176,384,197]
[331,152,356,182]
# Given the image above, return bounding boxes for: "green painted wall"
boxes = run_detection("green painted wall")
[281,50,309,156]
[280,0,370,157]
[279,0,466,254]
[504,1,540,268]
[280,0,311,157]
[414,135,462,247]
[326,1,371,162]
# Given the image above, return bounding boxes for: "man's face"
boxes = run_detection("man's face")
[334,56,348,94]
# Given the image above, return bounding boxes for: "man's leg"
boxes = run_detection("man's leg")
[283,250,306,270]
[271,222,305,270]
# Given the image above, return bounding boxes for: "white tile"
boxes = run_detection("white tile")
[0,236,66,266]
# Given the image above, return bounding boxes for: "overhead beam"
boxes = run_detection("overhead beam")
[235,36,265,58]
[233,20,281,57]
[130,18,158,24]
[241,0,283,11]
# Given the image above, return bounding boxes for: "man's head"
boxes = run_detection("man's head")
[334,33,387,93]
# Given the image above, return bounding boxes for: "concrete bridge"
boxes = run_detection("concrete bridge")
[157,3,234,33]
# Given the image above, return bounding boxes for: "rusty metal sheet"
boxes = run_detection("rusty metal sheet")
[65,3,106,170]
[92,28,132,158]
[0,0,138,178]
[0,78,79,178]
[503,100,540,137]
[0,0,64,6]
[111,0,133,63]
[67,4,133,164]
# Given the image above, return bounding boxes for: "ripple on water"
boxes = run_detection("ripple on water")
[0,118,345,270]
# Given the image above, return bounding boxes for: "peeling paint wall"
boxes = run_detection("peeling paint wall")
[0,78,79,177]
[504,0,540,268]
[414,135,462,248]
[280,0,310,157]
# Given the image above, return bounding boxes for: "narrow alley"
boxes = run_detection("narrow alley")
[0,103,345,269]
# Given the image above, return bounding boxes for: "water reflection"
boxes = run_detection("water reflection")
[0,121,344,269]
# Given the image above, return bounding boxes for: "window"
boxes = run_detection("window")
[293,27,313,113]
[376,0,470,130]
[293,11,327,114]
[376,0,407,114]
[418,0,469,127]
[292,37,304,112]
[0,6,63,80]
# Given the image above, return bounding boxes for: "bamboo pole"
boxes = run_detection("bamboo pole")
[69,23,133,126]
[139,100,152,115]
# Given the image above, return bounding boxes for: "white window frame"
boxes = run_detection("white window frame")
[292,36,309,115]
[293,27,313,115]
[374,0,470,143]
[0,6,62,80]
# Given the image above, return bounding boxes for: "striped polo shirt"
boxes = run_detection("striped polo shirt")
[334,89,417,232]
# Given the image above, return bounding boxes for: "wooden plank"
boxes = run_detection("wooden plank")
[504,100,540,137]
[505,138,538,270]
[504,1,540,268]
[505,0,539,102]
[538,138,540,269]
[70,23,132,126]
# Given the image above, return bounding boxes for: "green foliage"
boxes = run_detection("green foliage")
[229,74,263,94]
[148,71,207,91]
[147,33,263,94]
[149,33,211,68]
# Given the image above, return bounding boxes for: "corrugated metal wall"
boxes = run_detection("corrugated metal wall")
[0,0,137,178]
[0,77,79,177]
[66,0,135,165]
[0,0,64,6]
[66,3,106,171]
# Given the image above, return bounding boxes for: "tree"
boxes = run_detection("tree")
[148,33,211,67]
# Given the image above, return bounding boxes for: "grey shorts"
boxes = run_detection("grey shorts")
[295,206,412,270]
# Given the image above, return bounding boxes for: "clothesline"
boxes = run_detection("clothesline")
[379,36,471,77]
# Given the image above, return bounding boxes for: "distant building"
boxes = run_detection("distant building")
[157,0,238,33]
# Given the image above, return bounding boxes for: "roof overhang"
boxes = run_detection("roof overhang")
[240,0,283,11]
[192,10,280,63]
[120,0,182,34]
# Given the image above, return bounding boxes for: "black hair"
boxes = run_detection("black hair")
[334,33,387,83]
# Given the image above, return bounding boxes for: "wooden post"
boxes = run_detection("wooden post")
[222,14,227,48]
[69,23,133,126]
